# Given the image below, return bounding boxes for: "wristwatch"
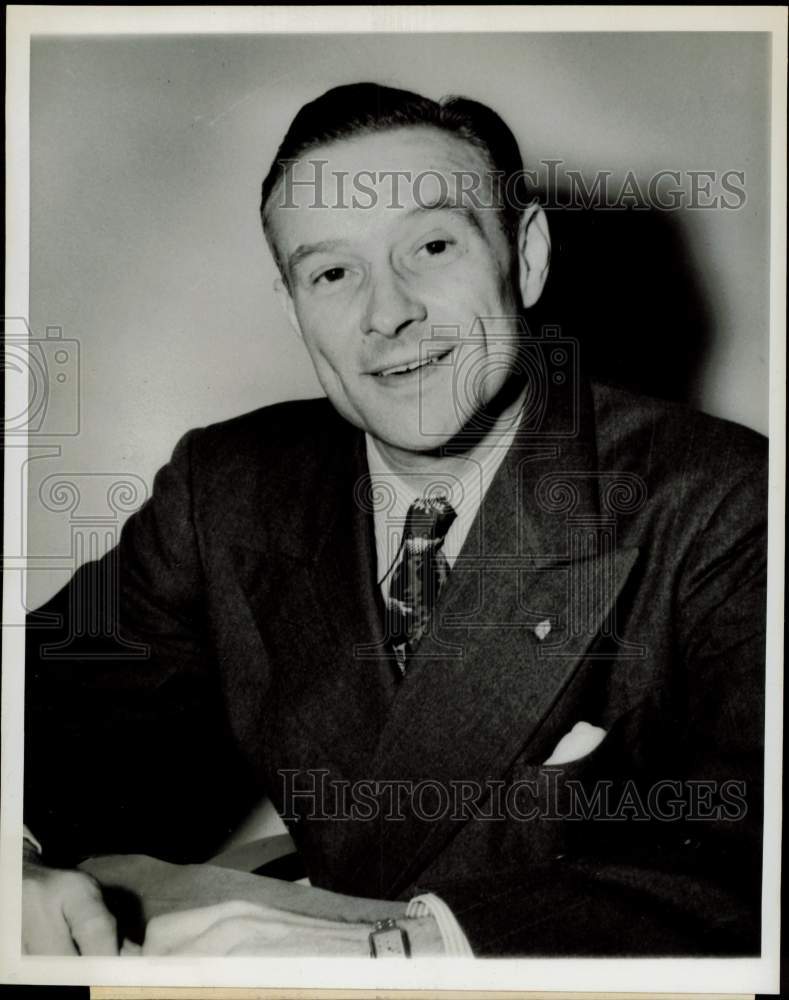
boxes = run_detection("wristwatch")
[369,918,411,957]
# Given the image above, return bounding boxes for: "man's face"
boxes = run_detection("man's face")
[267,126,529,455]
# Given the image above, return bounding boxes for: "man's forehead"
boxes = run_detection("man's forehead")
[266,125,498,247]
[303,125,491,175]
[276,127,495,205]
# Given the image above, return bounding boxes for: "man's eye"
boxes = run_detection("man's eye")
[413,237,459,265]
[315,267,347,285]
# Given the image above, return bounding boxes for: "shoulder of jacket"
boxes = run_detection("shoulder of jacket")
[176,396,351,466]
[590,379,767,477]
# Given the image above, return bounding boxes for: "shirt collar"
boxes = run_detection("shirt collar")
[365,388,526,585]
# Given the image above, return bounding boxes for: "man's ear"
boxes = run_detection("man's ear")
[274,277,302,337]
[516,202,551,309]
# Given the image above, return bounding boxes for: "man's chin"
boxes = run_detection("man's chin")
[334,396,477,456]
[365,420,461,457]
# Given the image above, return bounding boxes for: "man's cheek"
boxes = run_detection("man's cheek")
[298,306,345,353]
[425,285,501,335]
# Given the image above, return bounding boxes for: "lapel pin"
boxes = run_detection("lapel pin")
[534,619,551,641]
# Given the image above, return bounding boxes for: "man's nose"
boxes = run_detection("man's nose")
[360,268,427,338]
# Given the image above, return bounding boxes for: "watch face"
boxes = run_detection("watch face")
[370,925,411,957]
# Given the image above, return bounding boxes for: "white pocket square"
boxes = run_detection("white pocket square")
[543,721,607,766]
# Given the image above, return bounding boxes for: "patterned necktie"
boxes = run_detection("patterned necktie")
[386,496,457,673]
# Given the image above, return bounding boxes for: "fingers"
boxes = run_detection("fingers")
[63,881,119,955]
[22,885,80,955]
[22,864,119,956]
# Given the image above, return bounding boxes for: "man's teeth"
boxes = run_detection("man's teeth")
[375,352,448,377]
[381,358,427,376]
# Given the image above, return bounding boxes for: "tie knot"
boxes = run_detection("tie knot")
[403,495,457,543]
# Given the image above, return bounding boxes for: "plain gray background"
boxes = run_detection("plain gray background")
[26,32,771,608]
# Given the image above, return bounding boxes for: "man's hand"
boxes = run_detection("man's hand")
[141,900,444,957]
[142,900,370,956]
[23,847,119,956]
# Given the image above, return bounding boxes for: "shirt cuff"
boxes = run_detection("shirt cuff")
[406,892,474,956]
[23,825,43,856]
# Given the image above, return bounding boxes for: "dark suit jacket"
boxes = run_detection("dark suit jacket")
[24,375,767,956]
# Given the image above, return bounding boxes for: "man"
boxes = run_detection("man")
[22,83,767,958]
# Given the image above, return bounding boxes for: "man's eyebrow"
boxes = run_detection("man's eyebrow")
[287,239,348,272]
[405,201,485,237]
[287,203,484,273]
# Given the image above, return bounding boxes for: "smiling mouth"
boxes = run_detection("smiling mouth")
[372,347,454,378]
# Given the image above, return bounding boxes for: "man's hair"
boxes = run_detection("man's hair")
[260,82,528,278]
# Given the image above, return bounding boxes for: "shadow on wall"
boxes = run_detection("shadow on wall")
[534,199,711,406]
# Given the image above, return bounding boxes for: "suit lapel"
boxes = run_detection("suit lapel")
[228,382,641,899]
[231,422,398,779]
[338,378,641,898]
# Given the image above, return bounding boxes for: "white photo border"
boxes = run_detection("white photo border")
[3,4,785,993]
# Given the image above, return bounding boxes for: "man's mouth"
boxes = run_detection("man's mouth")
[372,347,454,378]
